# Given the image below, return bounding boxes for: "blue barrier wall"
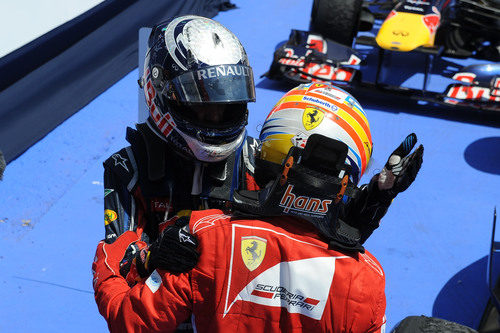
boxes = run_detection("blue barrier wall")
[0,0,229,163]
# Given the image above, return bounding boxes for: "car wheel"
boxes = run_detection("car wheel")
[309,0,362,46]
[392,316,478,333]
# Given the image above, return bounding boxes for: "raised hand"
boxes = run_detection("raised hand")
[377,133,424,200]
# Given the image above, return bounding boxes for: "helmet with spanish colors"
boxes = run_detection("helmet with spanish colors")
[141,15,256,162]
[259,82,372,185]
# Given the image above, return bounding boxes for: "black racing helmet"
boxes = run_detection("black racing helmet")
[140,15,256,162]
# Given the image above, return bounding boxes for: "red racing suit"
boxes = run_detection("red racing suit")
[95,209,386,333]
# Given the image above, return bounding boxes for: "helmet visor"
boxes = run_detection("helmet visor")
[168,64,256,104]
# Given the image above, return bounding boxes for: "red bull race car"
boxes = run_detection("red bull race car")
[263,0,500,113]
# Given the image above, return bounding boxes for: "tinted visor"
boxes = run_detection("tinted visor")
[169,64,256,103]
[180,103,248,129]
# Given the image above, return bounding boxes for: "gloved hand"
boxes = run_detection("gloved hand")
[139,218,199,275]
[377,133,424,201]
[119,239,148,286]
[92,231,139,291]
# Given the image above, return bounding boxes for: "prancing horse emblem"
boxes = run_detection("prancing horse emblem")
[241,236,267,271]
[302,106,325,131]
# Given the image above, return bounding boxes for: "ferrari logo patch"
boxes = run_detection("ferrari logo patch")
[302,107,324,131]
[241,236,267,271]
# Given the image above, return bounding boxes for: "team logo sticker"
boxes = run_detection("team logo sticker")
[104,209,118,225]
[111,153,129,172]
[241,236,267,271]
[279,184,332,216]
[302,106,324,131]
[146,270,163,294]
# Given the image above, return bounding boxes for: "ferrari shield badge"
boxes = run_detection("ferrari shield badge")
[302,106,324,130]
[241,236,267,271]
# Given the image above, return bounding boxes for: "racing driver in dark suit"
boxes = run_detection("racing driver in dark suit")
[100,16,260,284]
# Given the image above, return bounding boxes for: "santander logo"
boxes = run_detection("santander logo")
[279,185,332,215]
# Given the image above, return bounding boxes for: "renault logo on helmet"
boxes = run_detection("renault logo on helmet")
[197,65,250,80]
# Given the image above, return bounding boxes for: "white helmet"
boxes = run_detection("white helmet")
[259,82,372,184]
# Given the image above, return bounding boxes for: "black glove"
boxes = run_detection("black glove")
[377,133,424,201]
[142,217,200,275]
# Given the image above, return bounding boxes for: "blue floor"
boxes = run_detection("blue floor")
[1,0,499,331]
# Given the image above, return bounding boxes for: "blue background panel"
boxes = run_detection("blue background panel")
[1,0,499,331]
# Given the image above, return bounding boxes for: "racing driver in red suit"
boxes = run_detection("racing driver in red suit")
[93,83,423,332]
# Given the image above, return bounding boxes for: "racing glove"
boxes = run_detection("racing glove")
[92,231,139,292]
[136,218,200,276]
[119,239,148,286]
[376,133,424,202]
[343,134,423,243]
